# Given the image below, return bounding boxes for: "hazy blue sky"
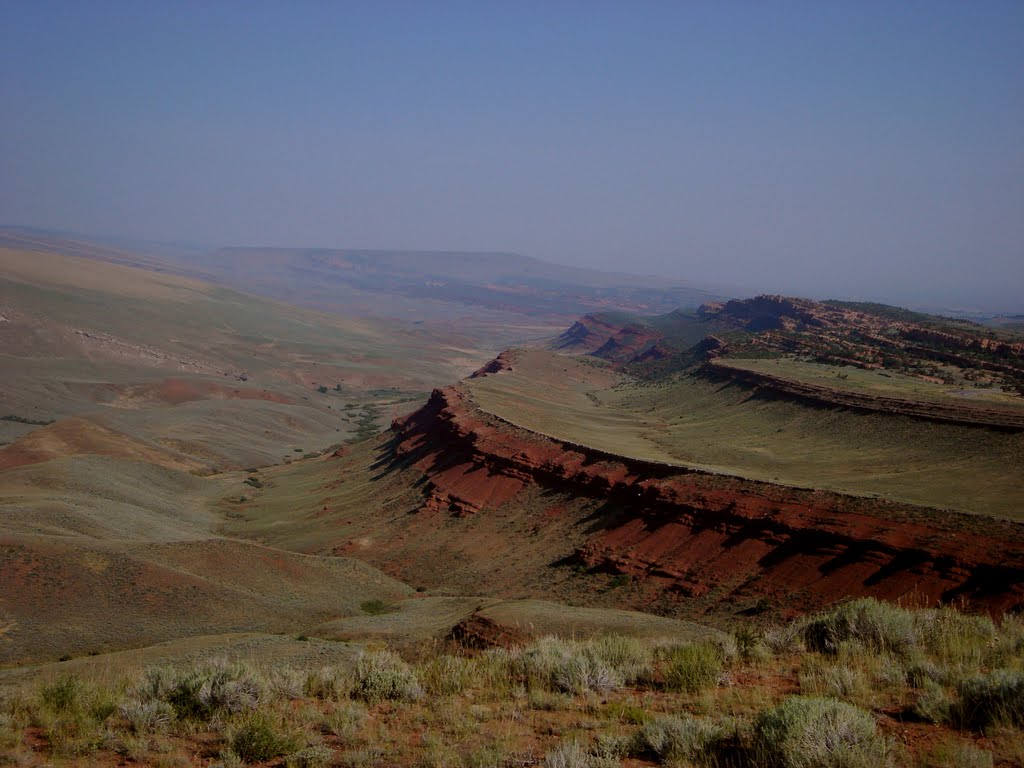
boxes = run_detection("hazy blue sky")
[2,1,1022,310]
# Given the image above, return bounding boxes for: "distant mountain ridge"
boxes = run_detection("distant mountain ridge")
[0,226,728,321]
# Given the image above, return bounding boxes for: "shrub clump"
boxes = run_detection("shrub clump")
[164,661,262,721]
[521,637,624,695]
[228,712,303,763]
[352,650,423,703]
[543,740,592,768]
[638,714,723,761]
[955,668,1024,729]
[659,642,724,693]
[754,696,891,768]
[118,697,175,733]
[419,654,478,697]
[803,599,916,656]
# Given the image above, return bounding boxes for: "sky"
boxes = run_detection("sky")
[1,1,1022,311]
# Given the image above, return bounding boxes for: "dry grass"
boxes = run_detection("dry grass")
[0,600,1018,767]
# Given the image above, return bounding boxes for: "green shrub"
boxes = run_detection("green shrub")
[916,608,997,669]
[923,738,993,768]
[419,654,478,697]
[228,713,303,763]
[353,650,423,703]
[660,642,723,694]
[472,647,517,701]
[304,666,350,701]
[360,599,392,616]
[914,679,955,725]
[36,675,115,757]
[40,676,85,714]
[754,696,891,768]
[803,598,916,656]
[799,659,872,705]
[46,715,106,758]
[955,668,1024,729]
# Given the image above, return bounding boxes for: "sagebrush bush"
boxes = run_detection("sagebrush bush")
[803,598,916,656]
[914,679,955,725]
[955,668,1024,729]
[323,701,367,740]
[285,743,334,768]
[754,696,890,768]
[763,623,806,656]
[263,667,306,700]
[588,635,653,684]
[164,661,262,721]
[353,650,423,703]
[543,739,591,768]
[521,637,623,695]
[638,714,722,761]
[660,642,723,694]
[303,666,351,701]
[119,697,175,733]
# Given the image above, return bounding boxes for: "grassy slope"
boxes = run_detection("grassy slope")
[466,349,1024,517]
[3,246,700,667]
[0,246,514,666]
[722,357,1024,410]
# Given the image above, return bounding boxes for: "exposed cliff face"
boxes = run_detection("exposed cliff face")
[560,297,1024,394]
[469,350,516,378]
[591,325,664,363]
[548,313,659,360]
[391,386,1024,616]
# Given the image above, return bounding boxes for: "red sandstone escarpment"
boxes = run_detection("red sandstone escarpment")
[553,314,642,354]
[702,361,1024,431]
[592,325,665,363]
[391,386,1024,616]
[469,350,516,378]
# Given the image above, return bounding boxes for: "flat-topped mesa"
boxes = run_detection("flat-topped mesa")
[390,384,1024,616]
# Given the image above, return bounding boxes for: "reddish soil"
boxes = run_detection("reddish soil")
[449,614,529,649]
[122,377,295,406]
[390,385,1024,617]
[0,417,202,472]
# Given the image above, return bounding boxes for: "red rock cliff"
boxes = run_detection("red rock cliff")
[391,386,1024,616]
